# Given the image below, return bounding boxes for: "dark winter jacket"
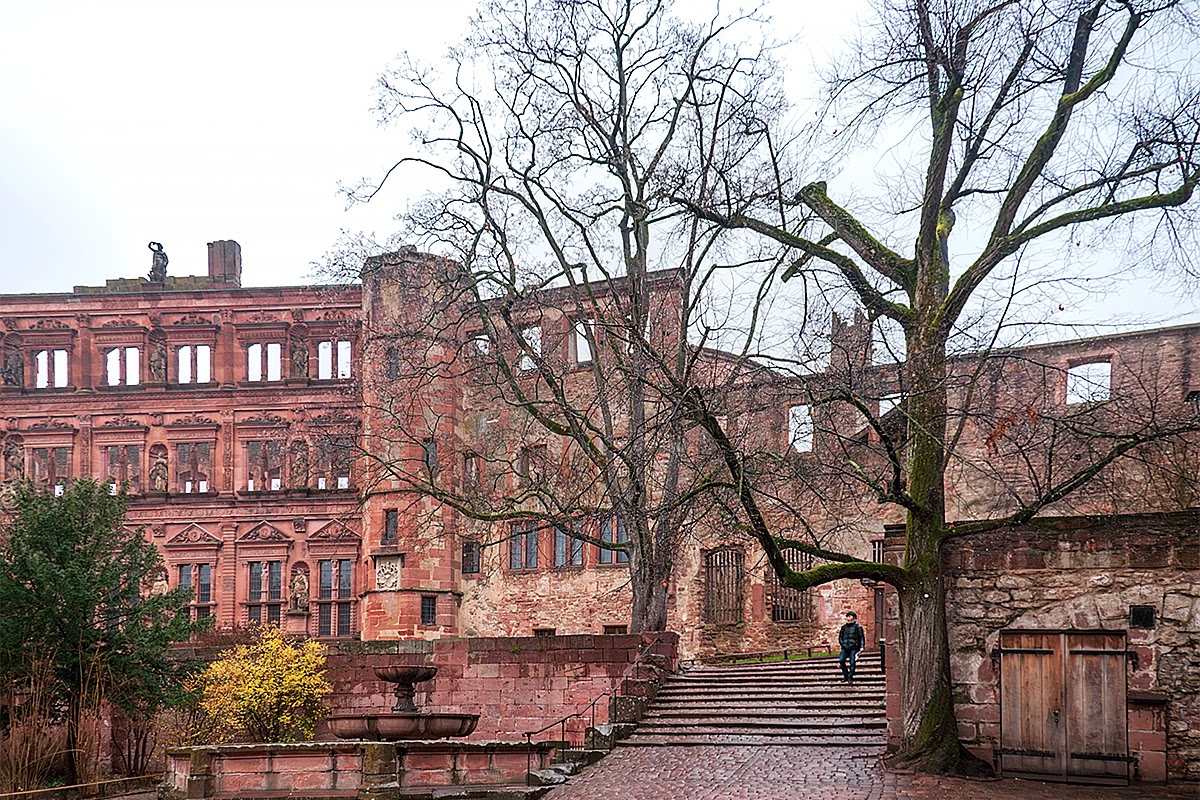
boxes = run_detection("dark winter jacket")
[839,621,865,652]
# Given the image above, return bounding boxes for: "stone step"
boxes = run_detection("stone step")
[635,718,886,733]
[618,734,886,747]
[685,655,880,672]
[645,700,885,713]
[655,684,884,699]
[642,710,885,723]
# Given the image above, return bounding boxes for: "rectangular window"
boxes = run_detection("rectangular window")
[1066,361,1111,404]
[248,560,283,625]
[509,522,538,570]
[599,517,629,564]
[704,548,745,624]
[266,342,282,381]
[422,439,437,473]
[106,347,140,386]
[385,346,400,379]
[337,340,352,378]
[196,345,211,383]
[383,509,399,545]
[533,628,556,637]
[106,444,141,492]
[603,625,628,635]
[196,563,212,603]
[788,404,814,453]
[31,447,69,489]
[316,436,353,490]
[247,440,283,491]
[35,349,69,389]
[179,564,193,593]
[554,523,584,567]
[462,539,481,575]
[517,445,547,485]
[178,346,193,384]
[247,343,263,382]
[317,559,354,637]
[420,595,437,626]
[766,548,814,623]
[519,326,541,371]
[879,393,902,417]
[471,334,491,357]
[178,442,211,493]
[573,319,593,364]
[317,340,353,380]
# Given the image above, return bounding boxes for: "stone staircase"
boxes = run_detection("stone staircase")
[618,652,885,747]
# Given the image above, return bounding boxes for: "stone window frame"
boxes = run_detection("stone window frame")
[165,532,222,626]
[1065,358,1113,405]
[308,528,360,639]
[21,425,76,494]
[163,324,218,386]
[22,325,77,392]
[165,420,220,495]
[93,421,148,495]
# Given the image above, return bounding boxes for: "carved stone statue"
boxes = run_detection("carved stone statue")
[289,441,309,489]
[290,338,309,379]
[2,346,22,388]
[4,440,23,481]
[149,337,167,383]
[148,242,169,283]
[290,570,310,611]
[149,446,169,492]
[151,570,170,596]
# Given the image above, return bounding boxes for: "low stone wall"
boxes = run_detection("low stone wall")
[922,512,1199,783]
[162,740,556,799]
[323,633,678,744]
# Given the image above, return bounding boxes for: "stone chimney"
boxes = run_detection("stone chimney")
[207,240,242,287]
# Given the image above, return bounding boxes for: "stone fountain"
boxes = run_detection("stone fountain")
[326,665,479,740]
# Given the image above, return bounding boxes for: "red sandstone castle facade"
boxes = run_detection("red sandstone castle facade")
[2,242,1197,659]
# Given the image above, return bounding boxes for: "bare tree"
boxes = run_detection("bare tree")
[686,0,1200,774]
[346,0,790,633]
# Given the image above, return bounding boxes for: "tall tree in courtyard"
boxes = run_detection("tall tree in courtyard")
[344,0,788,632]
[685,0,1200,774]
[0,479,202,782]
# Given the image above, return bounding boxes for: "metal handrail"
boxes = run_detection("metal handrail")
[522,635,670,786]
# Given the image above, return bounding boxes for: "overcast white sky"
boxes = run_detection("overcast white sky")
[0,0,1195,331]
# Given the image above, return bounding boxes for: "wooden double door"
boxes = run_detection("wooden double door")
[998,630,1130,784]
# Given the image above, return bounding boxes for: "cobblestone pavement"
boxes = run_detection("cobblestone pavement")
[542,746,1198,800]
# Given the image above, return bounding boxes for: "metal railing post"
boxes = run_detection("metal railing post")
[525,733,532,787]
[879,638,886,672]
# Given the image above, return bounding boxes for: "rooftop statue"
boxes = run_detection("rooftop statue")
[148,242,168,283]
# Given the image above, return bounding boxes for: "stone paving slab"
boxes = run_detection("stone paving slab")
[542,745,1198,800]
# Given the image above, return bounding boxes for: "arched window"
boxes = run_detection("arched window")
[704,548,744,624]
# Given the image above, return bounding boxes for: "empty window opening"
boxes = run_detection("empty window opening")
[519,326,542,371]
[1066,361,1111,404]
[178,442,211,494]
[573,319,594,364]
[35,349,69,389]
[788,404,813,453]
[106,347,140,386]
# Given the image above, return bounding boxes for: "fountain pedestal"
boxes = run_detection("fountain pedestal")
[326,664,479,741]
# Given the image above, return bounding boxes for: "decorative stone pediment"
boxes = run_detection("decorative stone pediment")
[167,523,222,547]
[240,411,288,426]
[100,318,142,328]
[167,414,218,428]
[309,520,361,542]
[102,415,145,429]
[172,314,214,326]
[30,318,70,330]
[239,521,290,542]
[27,418,73,430]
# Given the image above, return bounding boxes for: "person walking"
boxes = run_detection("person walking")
[838,610,865,684]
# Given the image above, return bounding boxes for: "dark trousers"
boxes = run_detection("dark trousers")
[839,647,860,681]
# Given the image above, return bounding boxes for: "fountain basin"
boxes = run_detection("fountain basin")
[327,713,479,741]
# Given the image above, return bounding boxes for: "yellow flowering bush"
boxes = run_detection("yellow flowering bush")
[197,626,331,743]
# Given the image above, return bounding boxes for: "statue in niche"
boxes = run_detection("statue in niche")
[150,570,170,596]
[290,337,309,378]
[147,242,169,282]
[149,445,169,492]
[149,337,167,383]
[289,441,309,489]
[2,346,22,388]
[4,439,23,481]
[290,569,310,612]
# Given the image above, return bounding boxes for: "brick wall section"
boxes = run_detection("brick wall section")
[322,633,678,743]
[911,512,1200,783]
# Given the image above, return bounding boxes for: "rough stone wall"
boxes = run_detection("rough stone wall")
[940,513,1200,782]
[323,633,677,743]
